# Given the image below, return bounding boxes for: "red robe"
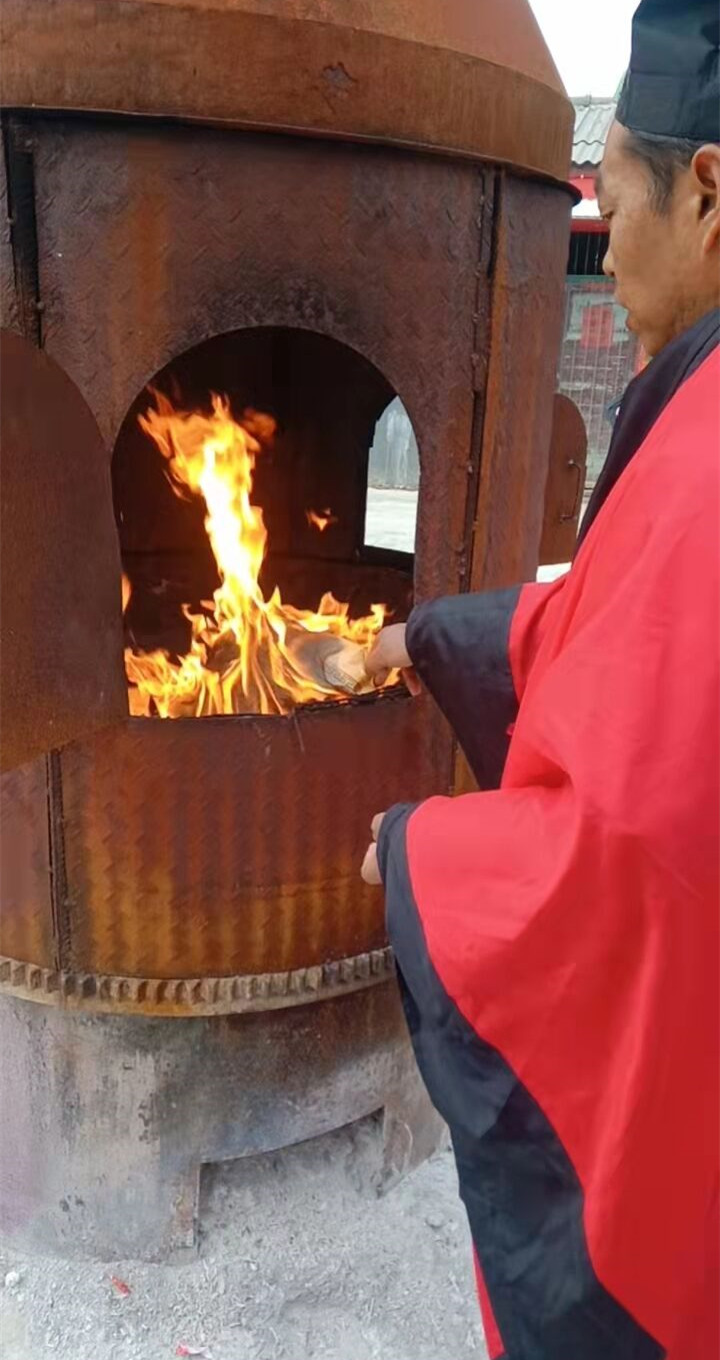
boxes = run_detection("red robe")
[379,344,720,1358]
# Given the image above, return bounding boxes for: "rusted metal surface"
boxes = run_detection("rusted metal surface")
[0,118,492,998]
[56,694,449,980]
[0,109,574,1006]
[539,393,588,565]
[2,0,574,182]
[0,758,54,967]
[451,174,572,796]
[33,120,489,605]
[0,331,127,773]
[469,175,572,593]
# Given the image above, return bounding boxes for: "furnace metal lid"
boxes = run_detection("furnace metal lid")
[1,0,574,183]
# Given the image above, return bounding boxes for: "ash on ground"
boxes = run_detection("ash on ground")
[0,1121,487,1360]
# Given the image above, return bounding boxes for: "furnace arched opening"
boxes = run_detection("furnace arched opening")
[112,327,418,716]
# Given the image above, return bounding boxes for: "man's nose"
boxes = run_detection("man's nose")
[602,243,615,278]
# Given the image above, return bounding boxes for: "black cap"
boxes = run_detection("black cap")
[617,0,719,142]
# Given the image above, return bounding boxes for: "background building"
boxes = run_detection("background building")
[561,96,644,487]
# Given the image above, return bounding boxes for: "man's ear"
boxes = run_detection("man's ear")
[692,144,720,253]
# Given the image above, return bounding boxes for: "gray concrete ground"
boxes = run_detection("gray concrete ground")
[0,1127,487,1360]
[366,488,570,582]
[365,489,419,554]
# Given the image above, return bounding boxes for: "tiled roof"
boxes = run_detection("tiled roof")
[572,97,616,166]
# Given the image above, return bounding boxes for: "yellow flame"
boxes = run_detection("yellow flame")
[124,393,390,717]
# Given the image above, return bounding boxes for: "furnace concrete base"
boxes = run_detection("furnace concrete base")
[0,985,442,1263]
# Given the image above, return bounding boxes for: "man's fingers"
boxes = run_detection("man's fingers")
[361,843,382,885]
[373,666,421,694]
[364,639,386,679]
[363,812,387,881]
[402,667,422,697]
[365,623,411,679]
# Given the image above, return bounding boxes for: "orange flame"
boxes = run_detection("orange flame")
[306,508,338,533]
[124,394,390,717]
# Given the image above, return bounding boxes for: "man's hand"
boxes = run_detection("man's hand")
[361,813,385,885]
[365,624,422,696]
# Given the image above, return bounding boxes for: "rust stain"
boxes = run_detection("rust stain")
[57,693,446,980]
[2,0,574,182]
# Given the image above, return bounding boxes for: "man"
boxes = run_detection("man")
[361,2,720,1356]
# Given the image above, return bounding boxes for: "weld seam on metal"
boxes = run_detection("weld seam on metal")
[45,750,73,970]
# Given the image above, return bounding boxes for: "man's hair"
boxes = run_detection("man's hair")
[624,129,706,212]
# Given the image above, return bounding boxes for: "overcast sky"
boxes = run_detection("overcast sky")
[530,0,636,97]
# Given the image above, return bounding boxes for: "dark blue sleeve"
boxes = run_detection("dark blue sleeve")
[406,587,521,790]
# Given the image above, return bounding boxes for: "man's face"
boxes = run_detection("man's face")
[598,122,704,357]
